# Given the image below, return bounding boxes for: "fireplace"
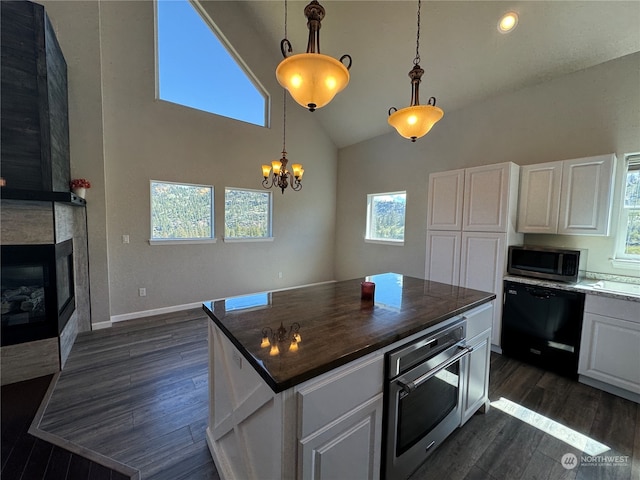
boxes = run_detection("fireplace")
[1,240,75,346]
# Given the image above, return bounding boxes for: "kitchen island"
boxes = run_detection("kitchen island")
[203,273,495,480]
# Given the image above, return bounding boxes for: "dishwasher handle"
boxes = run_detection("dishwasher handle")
[525,286,556,299]
[397,345,473,395]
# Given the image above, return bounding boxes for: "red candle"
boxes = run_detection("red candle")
[361,281,375,301]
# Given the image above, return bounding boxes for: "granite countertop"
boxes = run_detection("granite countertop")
[503,275,640,302]
[203,273,495,393]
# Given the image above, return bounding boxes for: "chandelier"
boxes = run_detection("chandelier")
[276,0,352,112]
[261,89,303,194]
[388,0,443,142]
[261,322,302,356]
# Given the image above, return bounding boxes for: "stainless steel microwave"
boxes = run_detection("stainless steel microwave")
[507,245,587,283]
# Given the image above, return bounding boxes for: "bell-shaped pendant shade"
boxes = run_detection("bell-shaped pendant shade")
[388,104,444,142]
[276,53,350,112]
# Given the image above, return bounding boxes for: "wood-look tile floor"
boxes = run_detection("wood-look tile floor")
[31,307,639,480]
[34,308,218,480]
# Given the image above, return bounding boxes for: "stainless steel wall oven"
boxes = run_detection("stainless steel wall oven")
[383,318,471,479]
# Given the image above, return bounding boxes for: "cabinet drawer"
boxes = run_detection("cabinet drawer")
[464,302,493,339]
[297,352,384,438]
[584,295,639,323]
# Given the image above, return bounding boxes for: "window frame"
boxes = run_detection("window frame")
[365,191,407,246]
[149,180,216,245]
[613,153,640,266]
[154,0,269,127]
[223,187,274,243]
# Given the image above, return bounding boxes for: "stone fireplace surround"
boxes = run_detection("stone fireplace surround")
[0,199,91,385]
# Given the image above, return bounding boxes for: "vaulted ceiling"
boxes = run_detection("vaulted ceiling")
[239,1,640,148]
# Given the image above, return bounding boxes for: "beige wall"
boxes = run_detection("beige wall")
[41,1,337,322]
[335,52,640,280]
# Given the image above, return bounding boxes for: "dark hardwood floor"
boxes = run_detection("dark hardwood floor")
[5,307,638,480]
[1,374,131,480]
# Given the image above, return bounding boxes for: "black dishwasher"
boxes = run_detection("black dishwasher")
[501,280,585,377]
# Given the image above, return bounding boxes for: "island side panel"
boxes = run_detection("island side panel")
[207,321,296,480]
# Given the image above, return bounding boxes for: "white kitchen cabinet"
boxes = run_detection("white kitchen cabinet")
[558,154,615,235]
[578,295,640,400]
[299,394,383,480]
[426,162,522,349]
[517,161,562,234]
[463,163,519,233]
[459,233,505,346]
[517,154,615,235]
[462,302,492,425]
[425,231,461,286]
[427,169,465,230]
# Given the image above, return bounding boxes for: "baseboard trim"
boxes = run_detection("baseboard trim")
[578,375,640,404]
[107,280,336,327]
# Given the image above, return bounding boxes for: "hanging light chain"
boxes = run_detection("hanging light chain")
[282,89,287,156]
[284,0,288,40]
[414,0,421,66]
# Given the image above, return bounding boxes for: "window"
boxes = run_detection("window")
[224,188,272,241]
[150,181,215,243]
[365,192,407,244]
[156,0,267,126]
[615,154,640,262]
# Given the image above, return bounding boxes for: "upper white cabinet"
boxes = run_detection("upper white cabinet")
[517,161,562,234]
[463,163,519,233]
[427,169,465,230]
[517,154,616,235]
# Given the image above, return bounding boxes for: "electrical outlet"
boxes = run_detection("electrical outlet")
[138,288,146,297]
[122,234,130,244]
[278,271,283,279]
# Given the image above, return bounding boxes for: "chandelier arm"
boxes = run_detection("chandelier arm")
[388,107,398,116]
[339,54,352,70]
[280,38,293,58]
[427,97,437,106]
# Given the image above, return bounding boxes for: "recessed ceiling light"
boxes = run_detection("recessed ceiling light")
[498,12,519,33]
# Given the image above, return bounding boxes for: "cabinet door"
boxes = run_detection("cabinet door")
[462,331,491,425]
[459,232,505,346]
[558,154,615,235]
[579,313,640,394]
[517,161,562,233]
[427,169,465,230]
[299,394,383,480]
[425,231,461,285]
[463,163,516,232]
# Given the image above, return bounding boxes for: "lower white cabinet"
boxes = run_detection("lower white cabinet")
[462,302,492,425]
[299,394,383,480]
[578,295,640,397]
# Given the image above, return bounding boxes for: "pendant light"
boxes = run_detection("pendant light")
[388,0,443,142]
[276,0,352,112]
[261,89,303,194]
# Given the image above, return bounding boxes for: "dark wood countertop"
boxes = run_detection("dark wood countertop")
[203,273,495,393]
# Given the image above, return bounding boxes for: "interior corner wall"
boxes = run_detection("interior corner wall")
[39,1,337,321]
[334,52,640,281]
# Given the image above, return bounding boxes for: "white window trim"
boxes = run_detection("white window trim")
[612,153,640,266]
[224,187,273,240]
[223,237,274,243]
[150,179,215,242]
[365,191,407,244]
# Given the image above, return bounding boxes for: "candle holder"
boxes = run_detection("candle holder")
[361,281,375,301]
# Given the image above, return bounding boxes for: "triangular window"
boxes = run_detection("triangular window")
[156,0,267,127]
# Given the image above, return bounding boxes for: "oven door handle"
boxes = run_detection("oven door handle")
[397,345,473,395]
